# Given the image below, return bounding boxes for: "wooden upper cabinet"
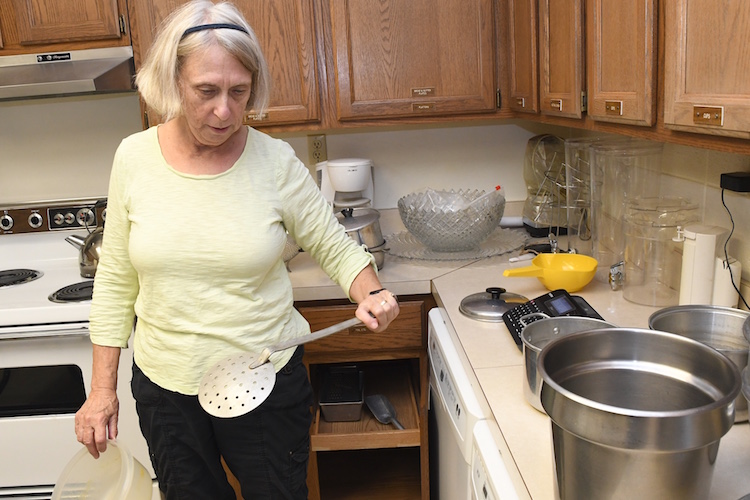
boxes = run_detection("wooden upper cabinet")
[127,0,185,70]
[664,0,750,139]
[586,0,656,126]
[507,0,539,114]
[329,0,497,121]
[128,0,320,128]
[243,0,320,126]
[538,0,585,119]
[0,0,129,54]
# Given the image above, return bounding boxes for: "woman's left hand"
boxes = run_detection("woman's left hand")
[350,265,400,331]
[356,288,400,332]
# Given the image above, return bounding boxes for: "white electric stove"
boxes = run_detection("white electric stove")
[0,200,158,499]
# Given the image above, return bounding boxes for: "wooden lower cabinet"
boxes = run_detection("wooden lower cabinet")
[301,297,432,500]
[225,295,433,499]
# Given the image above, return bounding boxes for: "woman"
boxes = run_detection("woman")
[73,1,399,498]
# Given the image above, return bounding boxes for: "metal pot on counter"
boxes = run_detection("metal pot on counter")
[521,316,616,413]
[539,327,740,499]
[335,208,386,269]
[648,304,750,423]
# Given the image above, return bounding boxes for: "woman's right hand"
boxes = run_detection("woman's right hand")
[75,387,120,458]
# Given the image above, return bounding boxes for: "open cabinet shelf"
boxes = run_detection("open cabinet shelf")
[311,360,421,451]
[317,448,422,500]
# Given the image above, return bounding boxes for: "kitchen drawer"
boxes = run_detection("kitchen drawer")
[298,301,424,356]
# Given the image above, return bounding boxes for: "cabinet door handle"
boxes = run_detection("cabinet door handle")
[693,106,724,126]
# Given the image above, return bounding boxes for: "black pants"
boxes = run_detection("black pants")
[131,346,313,500]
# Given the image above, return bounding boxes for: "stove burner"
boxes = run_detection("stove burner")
[0,269,43,287]
[49,281,94,303]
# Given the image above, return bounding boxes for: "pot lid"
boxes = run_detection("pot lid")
[336,208,380,231]
[459,287,528,322]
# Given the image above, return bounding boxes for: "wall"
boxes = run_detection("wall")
[659,143,750,306]
[277,121,554,208]
[0,94,143,204]
[1,94,749,304]
[0,94,546,206]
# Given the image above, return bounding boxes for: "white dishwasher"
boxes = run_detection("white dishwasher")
[471,420,522,500]
[428,307,488,500]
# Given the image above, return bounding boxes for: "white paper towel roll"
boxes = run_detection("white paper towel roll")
[712,257,741,308]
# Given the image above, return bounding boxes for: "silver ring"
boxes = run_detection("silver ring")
[380,300,387,306]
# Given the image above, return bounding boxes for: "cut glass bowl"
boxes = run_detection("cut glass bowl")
[397,189,506,252]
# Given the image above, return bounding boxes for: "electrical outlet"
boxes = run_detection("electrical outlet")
[307,134,327,165]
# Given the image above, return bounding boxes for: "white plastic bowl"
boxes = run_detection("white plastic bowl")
[52,440,152,500]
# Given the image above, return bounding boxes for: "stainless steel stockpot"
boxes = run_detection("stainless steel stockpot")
[539,327,740,500]
[649,304,750,423]
[520,316,615,413]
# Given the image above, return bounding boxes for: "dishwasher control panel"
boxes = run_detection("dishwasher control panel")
[428,308,487,457]
[472,420,522,500]
[430,336,466,438]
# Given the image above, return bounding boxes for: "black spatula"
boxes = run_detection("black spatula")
[365,394,404,430]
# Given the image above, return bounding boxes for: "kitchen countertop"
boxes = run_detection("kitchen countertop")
[286,208,477,300]
[288,208,750,499]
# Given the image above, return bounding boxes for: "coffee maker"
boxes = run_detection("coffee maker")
[316,158,374,208]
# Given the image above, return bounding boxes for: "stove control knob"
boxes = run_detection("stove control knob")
[0,214,13,231]
[64,212,75,225]
[28,212,44,229]
[76,208,95,227]
[53,213,65,226]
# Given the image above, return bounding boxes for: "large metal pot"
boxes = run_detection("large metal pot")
[521,316,616,413]
[649,304,749,423]
[539,327,740,500]
[335,208,386,269]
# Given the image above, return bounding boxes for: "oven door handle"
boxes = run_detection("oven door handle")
[0,322,90,340]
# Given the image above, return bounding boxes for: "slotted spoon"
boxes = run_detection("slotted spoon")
[198,317,362,418]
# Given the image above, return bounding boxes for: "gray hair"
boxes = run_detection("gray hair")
[135,0,271,121]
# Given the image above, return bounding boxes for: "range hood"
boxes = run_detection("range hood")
[0,46,135,101]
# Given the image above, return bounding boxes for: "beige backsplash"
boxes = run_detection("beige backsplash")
[1,93,748,303]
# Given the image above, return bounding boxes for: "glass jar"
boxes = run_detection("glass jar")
[590,139,664,282]
[623,197,699,306]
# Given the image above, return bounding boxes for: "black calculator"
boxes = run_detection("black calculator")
[502,289,603,350]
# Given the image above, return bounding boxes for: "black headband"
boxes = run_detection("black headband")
[181,23,249,40]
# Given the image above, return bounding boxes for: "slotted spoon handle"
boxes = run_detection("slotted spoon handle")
[248,317,362,368]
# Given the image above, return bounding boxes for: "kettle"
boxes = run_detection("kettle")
[65,200,106,278]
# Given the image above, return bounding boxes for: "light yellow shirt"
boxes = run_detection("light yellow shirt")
[89,126,374,395]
